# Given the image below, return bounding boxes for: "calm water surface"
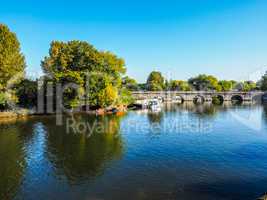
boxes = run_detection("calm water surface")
[1,103,267,200]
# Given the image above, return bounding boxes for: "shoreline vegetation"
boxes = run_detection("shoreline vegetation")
[1,23,267,120]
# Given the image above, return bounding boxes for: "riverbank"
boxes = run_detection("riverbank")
[0,110,31,124]
[0,105,128,121]
[0,110,30,118]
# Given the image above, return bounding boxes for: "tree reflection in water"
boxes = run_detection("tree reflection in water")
[0,119,36,199]
[43,114,124,184]
[147,111,164,124]
[263,103,267,122]
[169,102,258,118]
[0,103,266,199]
[165,102,218,118]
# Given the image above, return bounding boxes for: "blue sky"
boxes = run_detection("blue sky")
[1,0,267,82]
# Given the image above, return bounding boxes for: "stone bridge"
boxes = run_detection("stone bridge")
[131,91,265,104]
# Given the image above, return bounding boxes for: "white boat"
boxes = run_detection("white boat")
[149,99,161,111]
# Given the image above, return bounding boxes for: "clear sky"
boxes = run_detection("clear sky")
[1,0,267,82]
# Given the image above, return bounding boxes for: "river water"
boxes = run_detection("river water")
[1,103,267,200]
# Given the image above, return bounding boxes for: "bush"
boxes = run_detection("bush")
[0,92,7,110]
[15,79,37,108]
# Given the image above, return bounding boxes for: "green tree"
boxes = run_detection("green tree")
[117,87,134,105]
[230,80,237,88]
[234,81,257,91]
[41,40,128,108]
[15,79,37,108]
[146,71,165,91]
[218,80,233,91]
[137,83,147,91]
[188,74,220,91]
[243,81,257,91]
[169,80,191,91]
[0,92,7,110]
[0,24,26,108]
[260,72,267,91]
[122,76,138,91]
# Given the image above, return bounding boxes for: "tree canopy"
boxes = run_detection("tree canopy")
[15,79,37,108]
[218,80,233,91]
[260,72,267,91]
[188,74,220,91]
[0,24,26,108]
[146,71,165,91]
[122,76,138,91]
[169,80,191,91]
[41,40,128,108]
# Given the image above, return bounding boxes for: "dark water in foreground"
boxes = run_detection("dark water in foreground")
[1,103,267,200]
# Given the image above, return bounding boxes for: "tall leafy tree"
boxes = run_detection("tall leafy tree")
[122,76,138,91]
[146,71,165,91]
[218,80,233,91]
[15,79,37,108]
[188,74,220,91]
[41,40,127,108]
[243,81,257,91]
[260,72,267,91]
[169,80,191,91]
[0,24,26,108]
[234,81,257,91]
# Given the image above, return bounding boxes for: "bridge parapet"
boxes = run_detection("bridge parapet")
[131,91,265,102]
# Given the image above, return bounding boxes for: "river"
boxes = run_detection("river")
[1,103,267,200]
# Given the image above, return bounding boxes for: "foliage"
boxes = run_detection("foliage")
[230,80,237,88]
[169,80,191,91]
[0,92,7,110]
[15,79,37,108]
[137,83,147,91]
[212,96,223,105]
[0,24,26,110]
[122,76,138,91]
[218,80,233,91]
[234,81,257,91]
[0,24,26,90]
[99,84,118,107]
[117,87,134,105]
[146,71,165,91]
[188,74,220,91]
[260,72,267,91]
[41,40,127,108]
[243,81,257,91]
[85,73,116,108]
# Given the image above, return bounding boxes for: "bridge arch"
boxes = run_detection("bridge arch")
[262,93,267,103]
[193,95,205,104]
[212,95,224,105]
[252,93,263,103]
[158,96,164,103]
[173,95,184,104]
[231,95,243,105]
[152,96,164,103]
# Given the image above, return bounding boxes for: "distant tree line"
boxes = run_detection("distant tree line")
[1,23,267,111]
[124,71,266,92]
